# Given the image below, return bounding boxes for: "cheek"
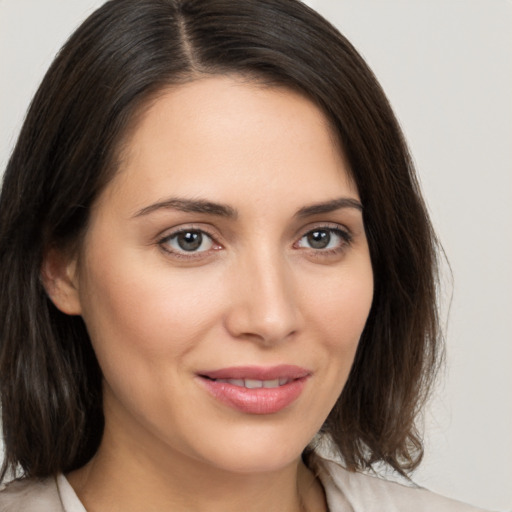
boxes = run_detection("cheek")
[76,254,226,435]
[310,261,373,384]
[76,247,223,371]
[309,262,373,342]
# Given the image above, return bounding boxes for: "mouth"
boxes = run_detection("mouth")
[203,377,292,389]
[197,365,311,415]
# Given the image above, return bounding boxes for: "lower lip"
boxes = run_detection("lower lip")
[198,377,308,415]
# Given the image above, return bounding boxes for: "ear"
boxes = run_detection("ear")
[41,247,82,315]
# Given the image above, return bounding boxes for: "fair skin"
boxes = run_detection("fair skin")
[44,75,373,512]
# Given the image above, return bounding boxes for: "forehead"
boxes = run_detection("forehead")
[102,75,357,214]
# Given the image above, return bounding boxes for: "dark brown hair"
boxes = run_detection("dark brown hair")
[0,0,441,481]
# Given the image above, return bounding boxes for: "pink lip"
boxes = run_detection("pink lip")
[197,365,311,415]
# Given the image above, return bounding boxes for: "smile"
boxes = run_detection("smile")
[210,378,290,388]
[197,365,311,415]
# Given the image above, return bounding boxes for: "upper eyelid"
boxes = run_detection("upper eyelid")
[157,228,220,260]
[158,224,219,242]
[296,222,351,239]
[156,226,220,256]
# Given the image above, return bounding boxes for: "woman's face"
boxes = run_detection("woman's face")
[67,76,373,474]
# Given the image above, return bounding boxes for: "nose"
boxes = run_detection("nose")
[224,249,301,346]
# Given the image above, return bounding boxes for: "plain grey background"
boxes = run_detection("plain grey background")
[1,1,511,510]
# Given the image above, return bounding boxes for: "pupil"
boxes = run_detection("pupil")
[177,231,202,251]
[308,230,330,249]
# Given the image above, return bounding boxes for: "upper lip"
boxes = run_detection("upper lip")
[198,365,311,381]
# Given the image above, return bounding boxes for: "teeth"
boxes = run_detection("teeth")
[244,379,263,389]
[215,378,290,388]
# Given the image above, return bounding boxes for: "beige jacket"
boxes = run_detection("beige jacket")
[0,454,491,511]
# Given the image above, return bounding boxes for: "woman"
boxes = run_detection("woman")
[0,0,490,511]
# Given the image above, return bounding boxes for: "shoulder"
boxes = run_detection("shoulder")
[0,476,64,512]
[312,455,492,512]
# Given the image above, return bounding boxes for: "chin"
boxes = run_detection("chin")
[206,449,302,475]
[186,423,315,475]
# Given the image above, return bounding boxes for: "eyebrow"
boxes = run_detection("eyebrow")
[133,198,237,218]
[295,197,363,217]
[133,196,362,219]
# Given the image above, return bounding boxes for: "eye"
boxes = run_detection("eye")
[296,227,351,251]
[160,229,215,254]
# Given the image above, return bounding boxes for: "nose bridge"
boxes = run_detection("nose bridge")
[225,242,299,344]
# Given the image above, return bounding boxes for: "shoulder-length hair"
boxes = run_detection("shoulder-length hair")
[0,0,441,480]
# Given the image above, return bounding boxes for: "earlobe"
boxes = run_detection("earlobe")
[41,247,82,315]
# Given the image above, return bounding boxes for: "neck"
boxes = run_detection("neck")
[67,426,325,512]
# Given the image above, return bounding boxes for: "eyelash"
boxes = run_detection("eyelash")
[294,225,353,257]
[158,226,220,260]
[157,224,352,260]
